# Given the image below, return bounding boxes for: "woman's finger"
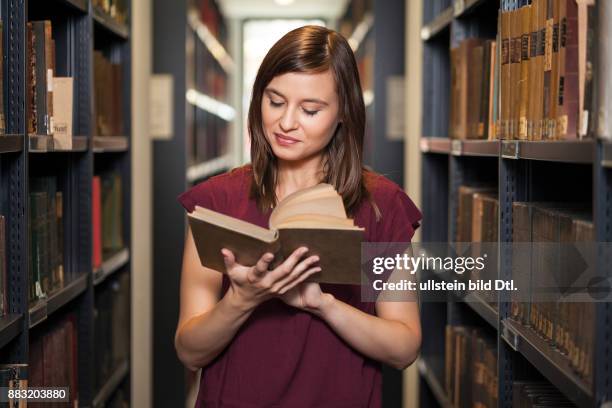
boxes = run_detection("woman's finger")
[271,255,319,292]
[278,267,322,295]
[266,246,309,283]
[221,248,236,270]
[248,252,274,283]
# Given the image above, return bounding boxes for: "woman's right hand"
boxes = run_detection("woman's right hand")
[221,246,321,311]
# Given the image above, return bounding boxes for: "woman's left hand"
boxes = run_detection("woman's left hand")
[279,281,333,313]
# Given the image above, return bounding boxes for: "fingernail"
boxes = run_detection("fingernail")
[265,253,274,261]
[313,256,320,262]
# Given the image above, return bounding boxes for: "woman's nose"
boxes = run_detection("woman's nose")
[279,106,298,132]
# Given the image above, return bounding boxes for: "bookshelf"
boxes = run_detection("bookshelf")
[152,0,236,405]
[0,0,132,406]
[417,0,612,407]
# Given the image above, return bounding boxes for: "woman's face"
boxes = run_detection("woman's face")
[261,70,341,163]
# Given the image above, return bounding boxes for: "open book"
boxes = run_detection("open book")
[188,183,364,284]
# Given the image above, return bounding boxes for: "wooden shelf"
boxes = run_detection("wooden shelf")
[28,135,88,153]
[0,314,23,349]
[94,248,130,286]
[93,136,129,153]
[93,6,129,40]
[420,137,451,154]
[501,318,594,407]
[421,6,453,41]
[501,140,594,163]
[0,134,24,154]
[28,273,89,329]
[417,358,453,408]
[93,359,129,408]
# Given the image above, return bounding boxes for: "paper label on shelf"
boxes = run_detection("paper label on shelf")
[150,74,174,140]
[386,76,405,141]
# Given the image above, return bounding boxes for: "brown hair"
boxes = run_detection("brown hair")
[248,25,373,216]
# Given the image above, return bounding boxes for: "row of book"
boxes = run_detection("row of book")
[445,325,498,408]
[0,216,7,317]
[94,51,124,137]
[456,185,499,306]
[29,177,65,304]
[189,109,230,166]
[92,172,125,269]
[27,20,75,147]
[94,271,129,392]
[513,381,575,407]
[450,39,496,140]
[29,313,78,407]
[198,0,228,42]
[93,0,128,25]
[511,202,594,387]
[499,0,595,141]
[193,31,229,100]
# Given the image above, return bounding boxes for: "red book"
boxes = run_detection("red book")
[92,176,102,268]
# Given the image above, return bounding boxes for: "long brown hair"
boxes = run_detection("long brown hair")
[248,25,371,216]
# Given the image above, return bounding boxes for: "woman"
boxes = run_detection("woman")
[176,25,422,407]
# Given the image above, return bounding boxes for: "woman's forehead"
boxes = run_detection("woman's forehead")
[266,71,337,100]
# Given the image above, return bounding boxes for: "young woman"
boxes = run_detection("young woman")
[176,25,422,407]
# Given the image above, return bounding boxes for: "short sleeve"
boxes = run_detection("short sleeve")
[379,188,422,243]
[177,178,223,213]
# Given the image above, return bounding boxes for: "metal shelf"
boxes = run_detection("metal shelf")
[602,141,612,168]
[0,134,24,153]
[501,140,594,163]
[28,273,89,329]
[456,140,500,157]
[92,359,129,408]
[454,0,487,17]
[0,314,23,349]
[58,0,87,13]
[93,6,129,40]
[187,8,234,74]
[28,135,88,153]
[417,358,453,408]
[421,6,453,41]
[463,292,498,328]
[501,319,594,407]
[186,154,233,183]
[93,136,129,153]
[94,248,130,286]
[420,137,451,154]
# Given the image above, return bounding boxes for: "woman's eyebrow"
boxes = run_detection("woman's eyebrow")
[265,87,329,106]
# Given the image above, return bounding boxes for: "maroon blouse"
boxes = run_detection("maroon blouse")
[178,165,422,408]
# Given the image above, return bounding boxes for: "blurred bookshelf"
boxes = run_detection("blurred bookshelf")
[417,0,612,407]
[152,0,237,405]
[0,0,132,405]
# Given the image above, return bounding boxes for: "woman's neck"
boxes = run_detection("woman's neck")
[276,154,324,201]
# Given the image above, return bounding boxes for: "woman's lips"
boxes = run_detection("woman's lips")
[274,132,300,146]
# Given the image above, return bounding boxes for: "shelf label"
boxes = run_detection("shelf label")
[420,26,431,40]
[451,140,462,156]
[502,320,520,351]
[501,141,519,159]
[454,0,465,17]
[150,74,174,140]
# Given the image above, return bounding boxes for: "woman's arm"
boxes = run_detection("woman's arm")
[175,227,322,371]
[174,228,254,371]
[311,295,422,370]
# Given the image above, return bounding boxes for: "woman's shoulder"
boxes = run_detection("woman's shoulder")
[177,164,253,212]
[360,169,422,239]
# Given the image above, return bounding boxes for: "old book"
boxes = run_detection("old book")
[487,40,497,139]
[29,191,48,302]
[557,0,579,139]
[518,4,531,140]
[534,0,546,140]
[501,7,510,139]
[512,202,532,324]
[0,20,5,133]
[188,183,365,285]
[102,172,124,255]
[33,21,48,135]
[27,22,36,135]
[44,22,54,136]
[528,0,539,138]
[92,177,102,269]
[542,0,554,140]
[549,0,560,139]
[0,215,6,316]
[510,5,522,139]
[52,77,74,149]
[468,45,484,139]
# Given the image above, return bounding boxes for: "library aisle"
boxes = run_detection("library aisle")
[0,0,610,407]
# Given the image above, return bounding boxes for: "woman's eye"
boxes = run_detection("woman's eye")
[269,100,283,107]
[303,109,319,116]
